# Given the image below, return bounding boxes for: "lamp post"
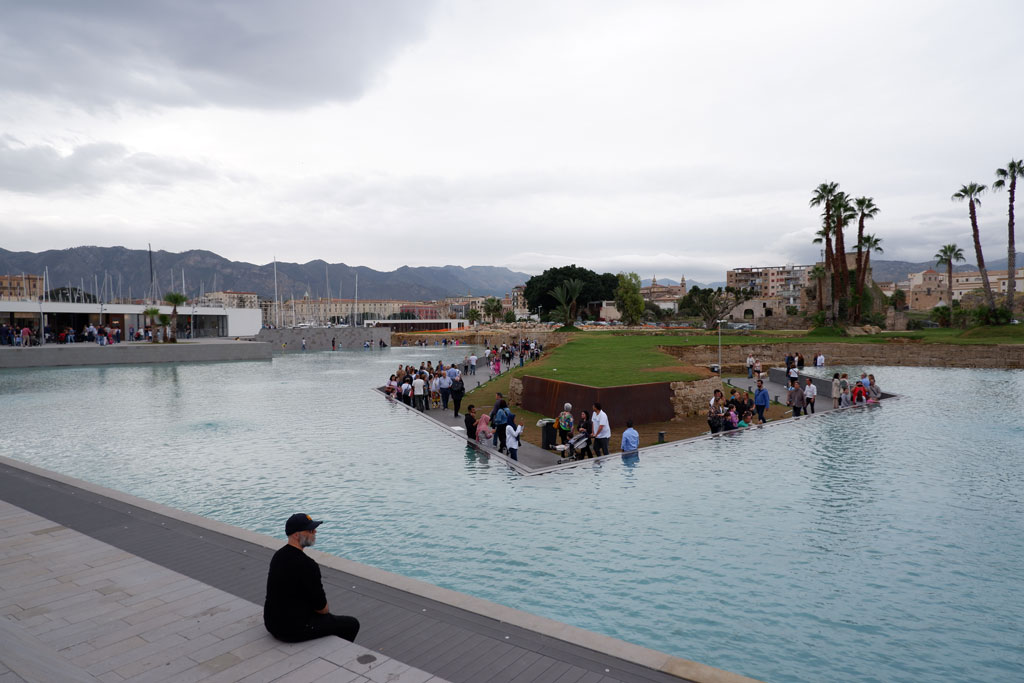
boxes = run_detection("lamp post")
[717,319,728,374]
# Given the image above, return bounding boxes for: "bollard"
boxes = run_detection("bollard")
[775,395,779,403]
[658,431,665,444]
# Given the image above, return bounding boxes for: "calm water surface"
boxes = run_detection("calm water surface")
[2,347,1022,683]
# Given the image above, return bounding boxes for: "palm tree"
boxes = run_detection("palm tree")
[832,192,856,298]
[952,183,995,310]
[858,233,883,281]
[482,297,503,323]
[808,264,827,314]
[810,182,839,274]
[549,278,584,327]
[934,243,966,316]
[158,314,171,342]
[467,308,481,324]
[163,292,188,343]
[143,306,161,342]
[852,196,880,320]
[994,159,1023,313]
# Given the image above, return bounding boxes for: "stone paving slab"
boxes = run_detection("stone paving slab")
[0,500,449,683]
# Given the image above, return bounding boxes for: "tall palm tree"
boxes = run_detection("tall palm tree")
[934,243,965,316]
[854,233,883,321]
[853,197,880,293]
[994,159,1023,312]
[832,192,856,297]
[163,292,188,343]
[482,297,503,323]
[810,182,839,274]
[143,307,161,342]
[952,183,995,310]
[808,264,827,314]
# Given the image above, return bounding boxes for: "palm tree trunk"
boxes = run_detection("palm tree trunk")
[853,216,866,322]
[1008,177,1017,312]
[946,262,954,320]
[170,307,178,343]
[817,279,824,313]
[970,199,996,309]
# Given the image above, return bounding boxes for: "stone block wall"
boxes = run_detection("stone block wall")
[659,341,1024,369]
[668,377,722,418]
[254,327,390,350]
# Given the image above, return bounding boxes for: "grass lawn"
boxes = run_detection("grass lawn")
[512,334,709,386]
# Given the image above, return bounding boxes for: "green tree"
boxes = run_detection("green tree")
[889,288,907,311]
[810,182,840,314]
[549,278,584,327]
[855,234,883,318]
[677,286,753,330]
[482,297,503,322]
[831,191,856,298]
[467,308,481,324]
[163,292,188,343]
[852,196,880,321]
[143,307,161,342]
[934,243,966,318]
[994,159,1023,312]
[614,272,645,326]
[523,265,616,316]
[952,183,995,310]
[502,310,516,324]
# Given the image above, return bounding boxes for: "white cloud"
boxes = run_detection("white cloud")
[0,0,1021,285]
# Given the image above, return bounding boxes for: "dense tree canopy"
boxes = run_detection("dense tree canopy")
[677,286,754,329]
[614,272,645,326]
[523,265,617,319]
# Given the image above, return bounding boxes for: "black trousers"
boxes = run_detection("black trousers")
[806,397,815,414]
[270,614,360,643]
[451,394,463,416]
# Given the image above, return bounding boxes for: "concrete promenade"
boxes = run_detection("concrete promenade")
[0,339,272,369]
[0,456,761,683]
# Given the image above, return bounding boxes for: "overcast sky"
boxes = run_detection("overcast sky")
[1,0,1022,284]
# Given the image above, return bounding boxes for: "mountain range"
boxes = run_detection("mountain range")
[0,246,531,301]
[3,246,1021,301]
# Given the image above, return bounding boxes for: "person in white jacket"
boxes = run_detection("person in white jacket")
[505,413,524,461]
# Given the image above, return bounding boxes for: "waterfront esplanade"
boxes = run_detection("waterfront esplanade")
[0,299,262,338]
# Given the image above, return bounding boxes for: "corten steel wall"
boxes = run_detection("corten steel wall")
[519,376,674,428]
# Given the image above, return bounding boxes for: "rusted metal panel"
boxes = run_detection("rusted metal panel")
[520,376,674,428]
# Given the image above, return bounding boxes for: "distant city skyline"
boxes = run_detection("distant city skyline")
[1,1,1021,285]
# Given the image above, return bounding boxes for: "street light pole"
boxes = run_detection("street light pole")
[717,319,728,374]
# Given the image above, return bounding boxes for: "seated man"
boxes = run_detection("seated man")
[264,513,360,643]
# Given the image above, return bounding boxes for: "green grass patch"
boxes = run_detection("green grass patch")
[520,334,706,386]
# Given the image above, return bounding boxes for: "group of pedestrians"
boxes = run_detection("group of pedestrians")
[553,401,615,458]
[385,362,467,417]
[462,392,525,459]
[831,372,882,407]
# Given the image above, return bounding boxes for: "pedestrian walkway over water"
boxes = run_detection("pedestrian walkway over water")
[0,456,760,683]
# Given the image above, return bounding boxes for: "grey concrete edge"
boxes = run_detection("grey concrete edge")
[0,452,763,683]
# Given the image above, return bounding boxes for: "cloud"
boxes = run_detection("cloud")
[0,138,216,193]
[0,0,437,109]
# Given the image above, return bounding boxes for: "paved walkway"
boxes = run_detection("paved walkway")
[0,457,752,683]
[0,499,448,683]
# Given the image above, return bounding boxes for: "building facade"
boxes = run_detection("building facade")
[640,276,686,312]
[0,274,45,300]
[727,265,810,307]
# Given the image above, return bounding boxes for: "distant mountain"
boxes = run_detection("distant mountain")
[870,253,1024,283]
[0,246,530,300]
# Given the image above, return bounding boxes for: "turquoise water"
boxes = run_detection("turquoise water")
[2,349,1022,683]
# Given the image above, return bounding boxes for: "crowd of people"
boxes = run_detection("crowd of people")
[711,355,884,433]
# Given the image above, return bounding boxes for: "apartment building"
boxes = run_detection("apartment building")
[200,290,259,308]
[951,268,1024,302]
[727,265,810,307]
[0,273,45,300]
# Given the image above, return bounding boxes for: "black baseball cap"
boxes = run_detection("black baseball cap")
[285,513,323,536]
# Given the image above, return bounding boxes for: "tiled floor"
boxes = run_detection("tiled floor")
[0,500,449,683]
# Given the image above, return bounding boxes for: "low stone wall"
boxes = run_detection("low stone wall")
[659,341,1024,369]
[392,330,573,349]
[669,377,722,418]
[0,340,272,369]
[254,327,390,350]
